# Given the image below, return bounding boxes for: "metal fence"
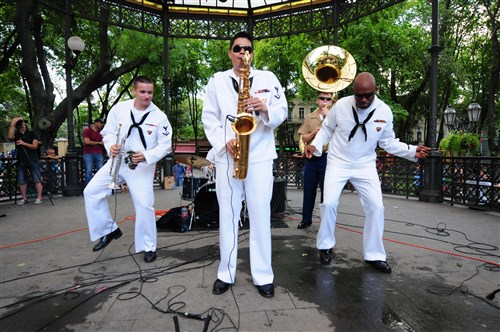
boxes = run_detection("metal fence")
[0,157,164,202]
[273,155,499,212]
[1,155,498,211]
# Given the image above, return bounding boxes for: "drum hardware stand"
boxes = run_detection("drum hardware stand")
[188,181,205,230]
[188,157,195,201]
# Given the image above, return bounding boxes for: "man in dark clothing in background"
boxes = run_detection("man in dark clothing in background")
[8,116,43,205]
[83,118,105,187]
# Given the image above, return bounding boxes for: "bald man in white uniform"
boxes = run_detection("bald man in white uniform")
[305,72,430,273]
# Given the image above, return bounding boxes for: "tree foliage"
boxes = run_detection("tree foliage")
[0,0,497,155]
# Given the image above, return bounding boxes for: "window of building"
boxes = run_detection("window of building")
[299,107,305,119]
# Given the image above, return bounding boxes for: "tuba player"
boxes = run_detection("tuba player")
[296,91,335,229]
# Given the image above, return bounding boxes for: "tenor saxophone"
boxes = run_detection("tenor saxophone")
[231,51,257,179]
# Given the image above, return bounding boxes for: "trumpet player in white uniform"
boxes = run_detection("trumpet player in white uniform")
[84,76,172,263]
[202,32,288,298]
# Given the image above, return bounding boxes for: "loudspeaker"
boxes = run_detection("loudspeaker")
[164,153,174,176]
[271,178,286,214]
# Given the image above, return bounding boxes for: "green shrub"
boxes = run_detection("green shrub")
[439,131,480,156]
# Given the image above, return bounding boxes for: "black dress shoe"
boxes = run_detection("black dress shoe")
[297,222,312,229]
[365,260,392,273]
[319,249,333,264]
[92,228,123,252]
[256,284,274,298]
[144,251,157,263]
[212,279,231,295]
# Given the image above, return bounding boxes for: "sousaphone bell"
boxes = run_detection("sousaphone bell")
[302,45,357,92]
[299,45,357,154]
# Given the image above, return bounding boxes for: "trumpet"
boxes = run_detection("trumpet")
[108,124,124,190]
[108,136,125,189]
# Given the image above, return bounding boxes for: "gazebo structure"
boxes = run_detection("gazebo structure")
[37,0,442,202]
[41,0,405,41]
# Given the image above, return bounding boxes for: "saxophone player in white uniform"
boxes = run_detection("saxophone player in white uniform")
[202,32,288,298]
[84,76,172,263]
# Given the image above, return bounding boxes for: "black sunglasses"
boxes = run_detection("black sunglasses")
[318,97,332,101]
[354,91,376,99]
[232,45,253,53]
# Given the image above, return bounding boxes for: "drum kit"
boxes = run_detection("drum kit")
[174,154,218,229]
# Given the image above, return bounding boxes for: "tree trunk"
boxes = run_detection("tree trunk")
[14,0,149,147]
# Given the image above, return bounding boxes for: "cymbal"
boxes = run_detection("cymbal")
[175,154,212,169]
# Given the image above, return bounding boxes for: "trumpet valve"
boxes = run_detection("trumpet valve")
[107,182,119,190]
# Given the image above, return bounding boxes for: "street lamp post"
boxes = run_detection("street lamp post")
[467,102,482,133]
[419,0,443,203]
[62,35,85,196]
[444,102,482,133]
[444,105,457,130]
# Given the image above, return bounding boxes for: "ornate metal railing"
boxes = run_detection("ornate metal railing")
[273,155,499,212]
[0,157,164,202]
[1,155,498,211]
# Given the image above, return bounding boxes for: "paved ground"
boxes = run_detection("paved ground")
[0,179,499,331]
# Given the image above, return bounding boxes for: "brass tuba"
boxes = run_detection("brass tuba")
[231,51,257,179]
[299,45,356,153]
[302,45,357,93]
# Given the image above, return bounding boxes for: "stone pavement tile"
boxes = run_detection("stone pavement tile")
[2,187,499,331]
[69,320,135,331]
[262,308,334,331]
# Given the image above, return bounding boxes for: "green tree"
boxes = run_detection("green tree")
[8,0,152,148]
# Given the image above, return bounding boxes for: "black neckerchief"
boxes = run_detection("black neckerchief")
[348,106,376,142]
[230,76,254,94]
[127,110,151,149]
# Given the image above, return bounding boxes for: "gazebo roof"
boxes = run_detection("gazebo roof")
[39,0,405,40]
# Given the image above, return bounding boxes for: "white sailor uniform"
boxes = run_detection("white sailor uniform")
[311,96,418,261]
[202,68,288,286]
[84,99,172,253]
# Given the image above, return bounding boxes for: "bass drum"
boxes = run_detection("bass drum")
[193,182,219,228]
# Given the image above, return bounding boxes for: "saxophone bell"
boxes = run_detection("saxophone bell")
[228,114,257,136]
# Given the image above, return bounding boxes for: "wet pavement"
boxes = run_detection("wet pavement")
[0,181,499,331]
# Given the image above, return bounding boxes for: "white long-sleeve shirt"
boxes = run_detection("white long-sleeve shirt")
[312,95,417,167]
[101,99,172,166]
[202,68,288,164]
